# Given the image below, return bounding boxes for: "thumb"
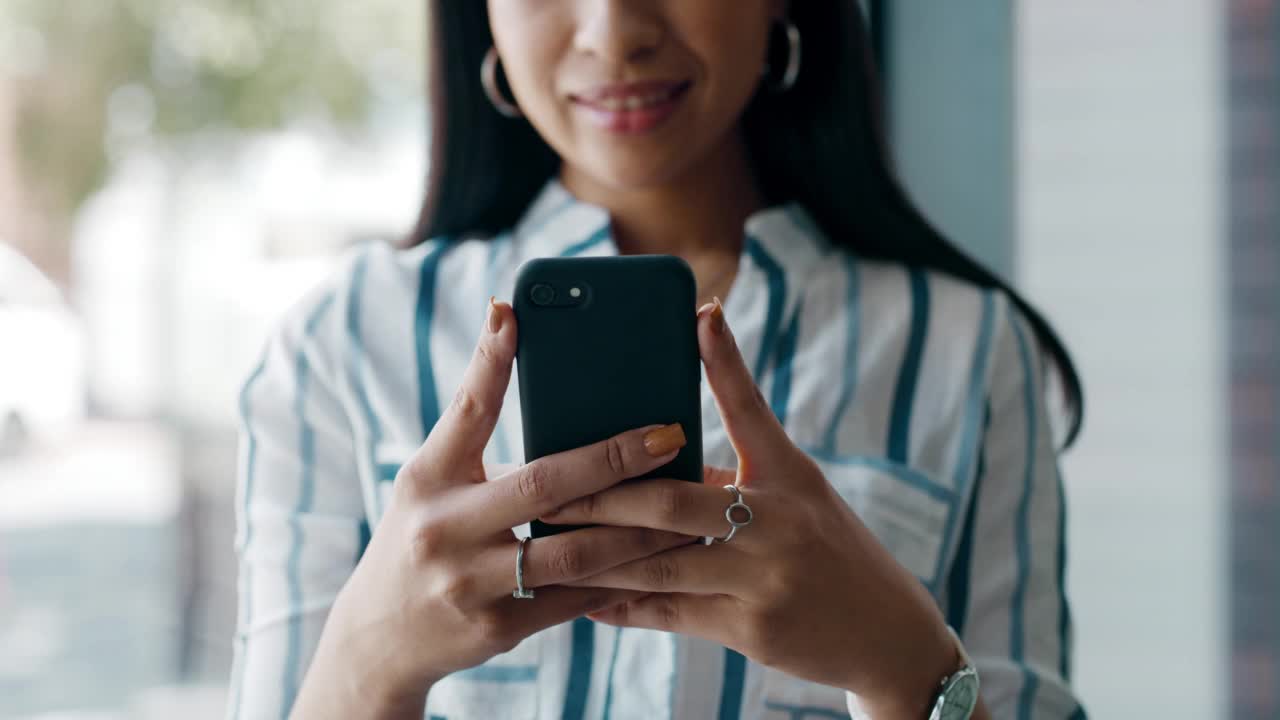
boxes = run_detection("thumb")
[410,298,516,492]
[697,298,792,478]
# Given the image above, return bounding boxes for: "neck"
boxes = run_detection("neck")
[559,131,765,258]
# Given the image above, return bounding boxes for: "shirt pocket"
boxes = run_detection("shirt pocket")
[814,456,955,586]
[372,442,416,509]
[425,634,543,720]
[754,459,955,720]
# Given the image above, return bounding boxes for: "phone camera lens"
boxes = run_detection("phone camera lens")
[530,284,556,306]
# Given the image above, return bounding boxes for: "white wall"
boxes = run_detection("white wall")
[1018,2,1226,717]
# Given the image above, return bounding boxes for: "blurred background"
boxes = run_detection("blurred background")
[0,1,1268,718]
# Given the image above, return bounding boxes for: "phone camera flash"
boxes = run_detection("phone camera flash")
[570,287,582,298]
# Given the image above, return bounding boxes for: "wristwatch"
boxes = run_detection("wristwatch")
[927,628,980,720]
[846,628,980,720]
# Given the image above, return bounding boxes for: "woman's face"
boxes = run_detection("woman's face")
[488,0,783,191]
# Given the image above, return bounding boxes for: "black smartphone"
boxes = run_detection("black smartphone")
[514,255,704,538]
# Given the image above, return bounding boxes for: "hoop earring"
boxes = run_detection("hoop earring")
[481,47,522,118]
[765,19,802,93]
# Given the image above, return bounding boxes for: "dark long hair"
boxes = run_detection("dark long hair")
[412,2,1084,446]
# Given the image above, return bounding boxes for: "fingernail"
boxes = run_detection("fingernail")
[709,297,726,336]
[643,423,686,457]
[487,296,503,334]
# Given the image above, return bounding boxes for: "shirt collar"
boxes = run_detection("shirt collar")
[513,179,830,281]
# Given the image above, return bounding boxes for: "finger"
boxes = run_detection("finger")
[507,586,651,637]
[468,527,694,599]
[539,479,743,540]
[484,462,519,480]
[459,423,688,536]
[697,299,791,474]
[417,299,517,481]
[586,591,737,645]
[704,465,737,486]
[564,544,749,595]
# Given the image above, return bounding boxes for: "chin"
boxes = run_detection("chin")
[578,149,696,193]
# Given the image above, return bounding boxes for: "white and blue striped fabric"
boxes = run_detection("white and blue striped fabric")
[228,180,1085,720]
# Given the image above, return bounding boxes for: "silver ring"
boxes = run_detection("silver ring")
[513,536,535,599]
[713,485,753,544]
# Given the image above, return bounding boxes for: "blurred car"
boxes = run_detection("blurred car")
[0,244,86,455]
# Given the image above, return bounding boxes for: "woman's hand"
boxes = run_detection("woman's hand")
[540,299,960,719]
[293,300,694,719]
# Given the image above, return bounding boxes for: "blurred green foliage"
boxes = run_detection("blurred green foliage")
[2,0,420,240]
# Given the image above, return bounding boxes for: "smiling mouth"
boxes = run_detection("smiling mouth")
[573,81,691,109]
[569,80,693,134]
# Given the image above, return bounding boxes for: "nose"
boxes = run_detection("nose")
[573,0,664,66]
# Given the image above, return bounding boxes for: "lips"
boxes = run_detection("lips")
[569,80,692,134]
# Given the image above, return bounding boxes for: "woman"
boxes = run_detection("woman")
[229,2,1086,719]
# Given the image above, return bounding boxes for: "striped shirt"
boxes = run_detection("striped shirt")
[229,180,1084,719]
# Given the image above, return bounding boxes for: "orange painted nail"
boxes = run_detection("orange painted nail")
[643,423,687,457]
